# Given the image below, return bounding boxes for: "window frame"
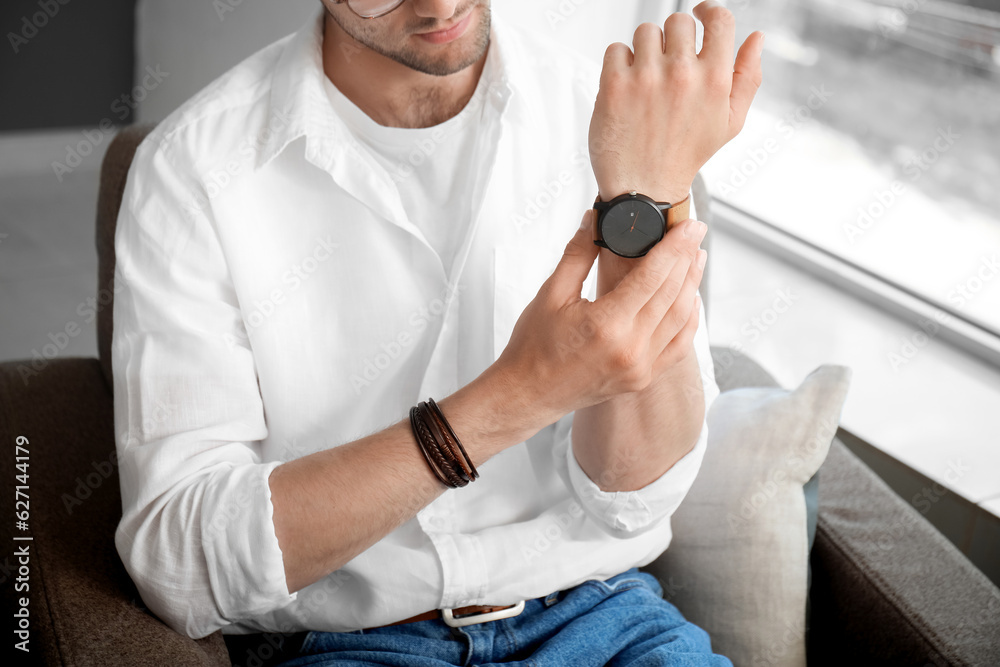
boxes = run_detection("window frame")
[711,197,1000,369]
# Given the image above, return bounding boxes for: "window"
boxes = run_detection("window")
[698,0,1000,336]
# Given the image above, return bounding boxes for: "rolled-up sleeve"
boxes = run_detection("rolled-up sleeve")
[111,137,296,639]
[557,292,719,539]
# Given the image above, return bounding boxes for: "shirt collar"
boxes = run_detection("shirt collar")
[256,7,522,172]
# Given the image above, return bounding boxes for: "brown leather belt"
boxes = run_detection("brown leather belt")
[370,602,524,630]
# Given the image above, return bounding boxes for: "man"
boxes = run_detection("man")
[111,0,763,664]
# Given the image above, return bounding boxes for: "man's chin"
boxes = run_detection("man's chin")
[402,11,490,76]
[402,50,486,77]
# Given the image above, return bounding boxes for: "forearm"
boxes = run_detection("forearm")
[575,0,763,491]
[571,344,704,492]
[269,364,546,594]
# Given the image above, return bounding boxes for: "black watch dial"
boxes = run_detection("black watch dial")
[601,198,664,258]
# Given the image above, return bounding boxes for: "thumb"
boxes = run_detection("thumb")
[546,210,600,299]
[730,31,764,133]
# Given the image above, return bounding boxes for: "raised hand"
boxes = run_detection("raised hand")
[588,0,765,206]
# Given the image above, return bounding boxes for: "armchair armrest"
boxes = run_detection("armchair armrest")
[808,435,1000,666]
[0,358,230,666]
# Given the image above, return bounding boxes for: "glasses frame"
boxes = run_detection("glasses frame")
[330,0,406,19]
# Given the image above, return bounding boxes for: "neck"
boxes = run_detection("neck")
[322,13,487,129]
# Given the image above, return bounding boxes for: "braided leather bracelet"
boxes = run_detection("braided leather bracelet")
[410,405,463,487]
[427,398,478,482]
[418,402,469,484]
[409,399,477,488]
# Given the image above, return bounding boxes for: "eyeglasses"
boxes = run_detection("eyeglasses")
[331,0,406,19]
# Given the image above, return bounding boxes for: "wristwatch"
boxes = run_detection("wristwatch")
[593,191,690,258]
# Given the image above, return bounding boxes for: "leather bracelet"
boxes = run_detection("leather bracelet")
[411,405,463,487]
[427,411,473,484]
[408,399,479,489]
[411,403,468,488]
[420,413,465,488]
[419,402,471,484]
[427,398,478,482]
[409,406,454,487]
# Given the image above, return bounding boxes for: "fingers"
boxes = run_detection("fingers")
[545,210,600,302]
[634,221,701,329]
[638,239,704,339]
[693,0,735,70]
[648,248,705,356]
[652,293,702,377]
[608,218,706,317]
[632,22,664,66]
[601,41,633,86]
[730,31,765,133]
[663,12,696,60]
[599,41,633,98]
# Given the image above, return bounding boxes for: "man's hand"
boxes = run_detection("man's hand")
[492,210,708,425]
[563,0,763,493]
[588,0,764,205]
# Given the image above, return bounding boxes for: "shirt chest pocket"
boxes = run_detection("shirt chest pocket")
[492,244,564,360]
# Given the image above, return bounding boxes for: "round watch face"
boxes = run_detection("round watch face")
[602,199,664,258]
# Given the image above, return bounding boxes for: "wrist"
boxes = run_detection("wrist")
[437,363,549,463]
[597,181,691,207]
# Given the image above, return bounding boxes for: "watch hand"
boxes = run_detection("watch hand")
[630,211,638,232]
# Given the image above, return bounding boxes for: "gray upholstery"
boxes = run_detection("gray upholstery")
[0,359,230,666]
[809,441,1000,665]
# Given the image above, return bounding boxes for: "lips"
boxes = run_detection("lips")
[415,11,473,44]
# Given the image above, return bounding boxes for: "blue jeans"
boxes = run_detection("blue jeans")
[277,568,732,666]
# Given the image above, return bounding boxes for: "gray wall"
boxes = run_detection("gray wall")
[133,0,319,123]
[0,0,136,131]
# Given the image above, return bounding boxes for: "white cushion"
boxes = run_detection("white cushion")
[643,364,852,667]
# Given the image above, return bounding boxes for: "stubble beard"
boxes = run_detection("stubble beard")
[326,2,491,77]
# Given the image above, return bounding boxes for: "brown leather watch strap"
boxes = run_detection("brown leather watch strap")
[663,193,690,230]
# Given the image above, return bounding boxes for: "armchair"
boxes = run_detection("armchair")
[2,124,997,666]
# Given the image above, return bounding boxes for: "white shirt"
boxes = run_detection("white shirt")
[322,70,488,277]
[111,7,719,640]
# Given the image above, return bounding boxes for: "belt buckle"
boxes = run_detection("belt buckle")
[441,600,525,628]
